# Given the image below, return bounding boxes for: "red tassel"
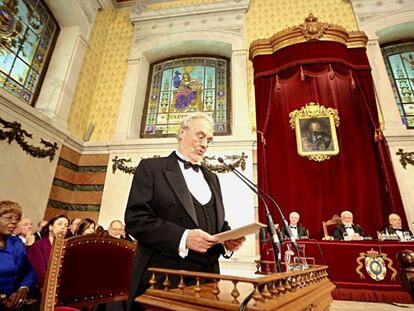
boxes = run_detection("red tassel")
[350,69,356,89]
[329,64,335,80]
[256,129,267,146]
[274,75,281,93]
[300,65,305,81]
[374,128,384,142]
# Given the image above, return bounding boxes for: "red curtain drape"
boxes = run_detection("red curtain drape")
[253,41,406,241]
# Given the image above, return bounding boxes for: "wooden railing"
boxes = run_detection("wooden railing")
[137,265,334,310]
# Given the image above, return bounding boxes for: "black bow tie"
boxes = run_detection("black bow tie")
[290,226,297,229]
[345,226,353,229]
[395,229,402,232]
[176,155,201,172]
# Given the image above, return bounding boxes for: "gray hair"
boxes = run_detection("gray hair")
[341,210,353,218]
[177,112,214,140]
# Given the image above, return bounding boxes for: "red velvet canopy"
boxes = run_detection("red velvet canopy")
[251,40,406,240]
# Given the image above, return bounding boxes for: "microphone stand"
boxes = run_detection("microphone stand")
[218,158,299,255]
[218,158,282,273]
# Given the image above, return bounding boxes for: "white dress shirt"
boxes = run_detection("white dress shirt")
[176,150,212,257]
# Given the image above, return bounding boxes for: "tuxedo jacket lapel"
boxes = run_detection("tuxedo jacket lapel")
[164,154,198,227]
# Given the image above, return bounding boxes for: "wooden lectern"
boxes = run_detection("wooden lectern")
[136,264,334,310]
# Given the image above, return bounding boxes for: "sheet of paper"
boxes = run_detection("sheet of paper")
[214,222,266,243]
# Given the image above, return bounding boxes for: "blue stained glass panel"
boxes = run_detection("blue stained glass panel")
[401,52,414,78]
[0,46,15,74]
[9,57,29,84]
[19,28,39,64]
[388,55,406,79]
[0,0,59,106]
[382,41,414,129]
[141,56,231,137]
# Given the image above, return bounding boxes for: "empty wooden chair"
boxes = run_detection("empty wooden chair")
[41,234,136,311]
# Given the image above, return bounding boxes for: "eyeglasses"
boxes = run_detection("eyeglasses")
[0,215,20,223]
[186,127,214,145]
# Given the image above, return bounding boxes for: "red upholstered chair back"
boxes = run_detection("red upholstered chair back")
[41,234,136,311]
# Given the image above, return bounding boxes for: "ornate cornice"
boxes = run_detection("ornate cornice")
[249,13,368,60]
[0,117,59,161]
[112,153,247,175]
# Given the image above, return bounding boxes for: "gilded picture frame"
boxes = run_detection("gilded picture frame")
[289,103,340,162]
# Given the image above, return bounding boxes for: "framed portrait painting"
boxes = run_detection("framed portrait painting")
[289,103,340,162]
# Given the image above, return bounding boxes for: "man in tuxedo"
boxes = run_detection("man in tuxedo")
[333,211,367,240]
[34,219,47,241]
[125,112,245,310]
[282,212,309,239]
[384,213,413,240]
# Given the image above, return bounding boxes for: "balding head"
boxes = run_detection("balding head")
[388,213,401,229]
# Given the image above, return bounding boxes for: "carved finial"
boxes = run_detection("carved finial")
[299,13,330,40]
[304,13,318,23]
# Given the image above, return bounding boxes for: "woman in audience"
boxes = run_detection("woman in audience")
[74,218,96,236]
[27,215,69,289]
[0,200,37,311]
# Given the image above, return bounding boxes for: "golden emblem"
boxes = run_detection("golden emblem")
[355,249,397,281]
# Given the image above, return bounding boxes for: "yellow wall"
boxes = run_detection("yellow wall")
[67,0,358,141]
[67,9,132,141]
[245,0,358,128]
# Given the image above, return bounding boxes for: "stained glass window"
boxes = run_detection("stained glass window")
[0,0,59,106]
[381,41,414,129]
[141,56,231,137]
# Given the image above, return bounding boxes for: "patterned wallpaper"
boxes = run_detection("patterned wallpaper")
[67,9,132,141]
[246,0,358,45]
[245,0,358,129]
[67,0,358,141]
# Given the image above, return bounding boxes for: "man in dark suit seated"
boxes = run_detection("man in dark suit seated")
[333,211,367,240]
[383,213,413,240]
[124,112,245,311]
[282,212,309,240]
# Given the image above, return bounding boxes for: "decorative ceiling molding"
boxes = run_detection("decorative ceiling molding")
[130,0,250,22]
[249,13,368,60]
[130,0,249,48]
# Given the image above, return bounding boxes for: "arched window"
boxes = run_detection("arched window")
[0,0,59,106]
[140,56,231,138]
[381,41,414,129]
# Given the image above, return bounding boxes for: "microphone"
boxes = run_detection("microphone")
[218,157,282,273]
[218,157,299,255]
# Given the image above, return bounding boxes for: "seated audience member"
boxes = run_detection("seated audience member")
[33,220,47,241]
[333,211,367,240]
[74,218,96,236]
[95,225,109,237]
[384,213,413,240]
[14,217,35,247]
[0,200,37,311]
[27,215,69,289]
[282,212,309,240]
[65,218,81,238]
[108,220,133,241]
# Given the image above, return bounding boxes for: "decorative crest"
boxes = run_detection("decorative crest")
[356,249,397,281]
[299,13,330,40]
